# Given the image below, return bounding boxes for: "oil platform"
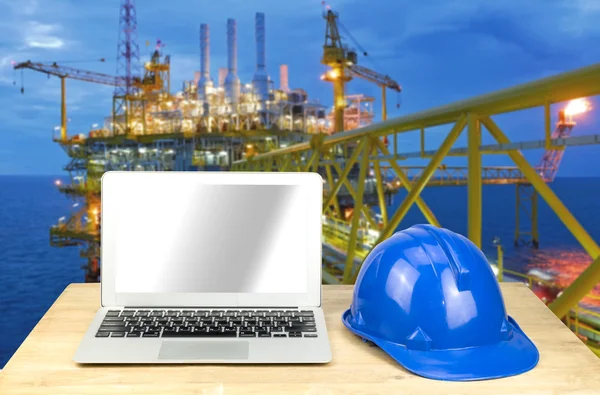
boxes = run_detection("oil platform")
[14,1,401,282]
[13,0,600,355]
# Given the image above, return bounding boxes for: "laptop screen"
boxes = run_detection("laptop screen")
[110,182,309,295]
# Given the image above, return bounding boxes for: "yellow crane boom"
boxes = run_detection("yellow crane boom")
[14,61,125,141]
[348,64,401,121]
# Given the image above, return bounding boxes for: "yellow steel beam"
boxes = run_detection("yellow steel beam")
[330,162,379,227]
[60,77,67,141]
[239,62,600,161]
[467,113,482,248]
[376,115,466,242]
[343,140,371,283]
[324,164,341,218]
[373,159,388,228]
[323,139,367,210]
[374,139,441,227]
[482,116,600,318]
[303,149,319,172]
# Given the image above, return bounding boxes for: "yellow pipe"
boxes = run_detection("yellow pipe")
[374,138,441,228]
[373,160,388,228]
[60,77,67,141]
[237,62,600,162]
[343,140,370,283]
[323,139,367,210]
[420,127,425,157]
[377,115,466,242]
[467,113,482,248]
[482,116,600,318]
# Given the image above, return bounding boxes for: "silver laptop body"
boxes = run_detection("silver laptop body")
[74,171,332,364]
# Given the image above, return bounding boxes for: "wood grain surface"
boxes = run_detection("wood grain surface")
[1,283,599,394]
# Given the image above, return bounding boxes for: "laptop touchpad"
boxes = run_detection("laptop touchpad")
[158,341,249,360]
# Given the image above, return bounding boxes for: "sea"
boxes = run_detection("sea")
[1,175,600,368]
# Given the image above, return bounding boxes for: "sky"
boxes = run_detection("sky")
[1,0,600,175]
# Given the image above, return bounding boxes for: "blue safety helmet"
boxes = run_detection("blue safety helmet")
[342,224,539,381]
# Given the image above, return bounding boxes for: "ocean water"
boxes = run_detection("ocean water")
[1,175,599,367]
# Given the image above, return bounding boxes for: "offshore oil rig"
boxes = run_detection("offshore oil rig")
[13,1,600,355]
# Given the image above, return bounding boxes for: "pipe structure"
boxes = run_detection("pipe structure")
[280,64,289,92]
[252,12,270,103]
[224,18,240,103]
[218,68,227,88]
[197,24,213,100]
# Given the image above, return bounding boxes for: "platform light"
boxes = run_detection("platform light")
[54,179,61,186]
[564,98,591,116]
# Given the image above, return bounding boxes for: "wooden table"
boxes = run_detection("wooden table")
[1,283,599,394]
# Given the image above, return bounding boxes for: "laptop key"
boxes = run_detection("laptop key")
[289,332,303,337]
[127,332,142,337]
[273,333,287,337]
[103,317,125,322]
[295,312,314,317]
[304,334,318,338]
[106,310,121,317]
[121,311,135,317]
[111,332,126,337]
[240,331,256,337]
[95,332,110,337]
[143,331,160,337]
[258,332,272,337]
[301,317,315,322]
[162,331,236,338]
[195,310,209,317]
[98,326,125,332]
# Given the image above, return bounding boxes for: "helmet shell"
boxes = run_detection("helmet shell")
[343,224,539,381]
[350,224,511,351]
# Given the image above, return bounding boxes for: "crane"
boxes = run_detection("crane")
[320,5,401,132]
[347,64,401,122]
[14,61,126,141]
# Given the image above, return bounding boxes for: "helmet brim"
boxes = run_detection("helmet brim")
[342,310,539,381]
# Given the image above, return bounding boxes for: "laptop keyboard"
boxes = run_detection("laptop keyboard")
[95,309,318,338]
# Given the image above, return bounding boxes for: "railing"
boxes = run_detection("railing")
[494,241,600,356]
[232,62,600,320]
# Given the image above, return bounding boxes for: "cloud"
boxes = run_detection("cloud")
[24,21,65,49]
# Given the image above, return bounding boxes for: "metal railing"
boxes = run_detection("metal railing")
[231,63,600,322]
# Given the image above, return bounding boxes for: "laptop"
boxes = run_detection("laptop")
[74,171,332,364]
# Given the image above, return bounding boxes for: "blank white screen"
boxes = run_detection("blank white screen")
[110,181,308,294]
